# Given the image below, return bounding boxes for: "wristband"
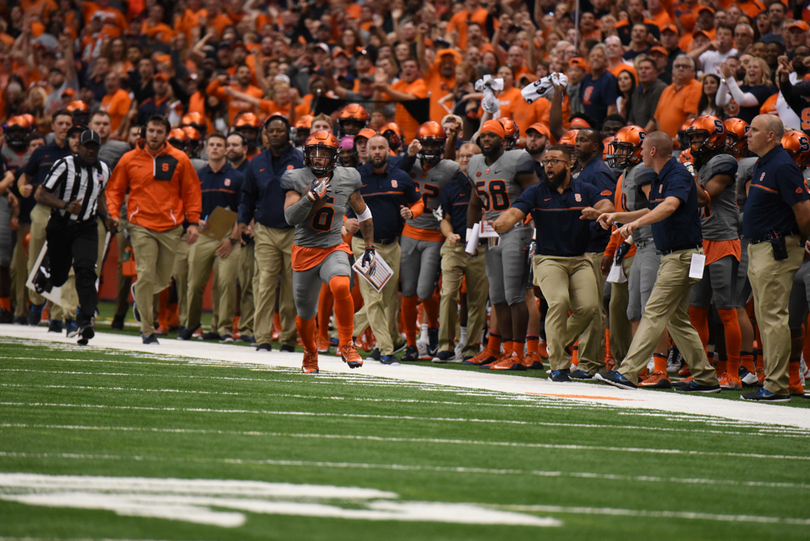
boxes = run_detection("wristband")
[365,245,374,250]
[229,237,238,245]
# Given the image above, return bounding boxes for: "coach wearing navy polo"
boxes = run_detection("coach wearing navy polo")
[595,131,719,392]
[494,145,614,382]
[350,135,423,364]
[238,114,303,352]
[742,115,810,402]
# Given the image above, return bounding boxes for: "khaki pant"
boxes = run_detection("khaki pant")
[609,256,634,361]
[11,223,30,318]
[187,234,241,335]
[438,241,488,357]
[129,224,183,337]
[748,238,804,395]
[578,252,607,373]
[238,241,255,336]
[28,203,78,321]
[114,219,133,318]
[253,224,296,347]
[618,249,718,386]
[352,237,401,355]
[173,232,190,329]
[534,255,600,372]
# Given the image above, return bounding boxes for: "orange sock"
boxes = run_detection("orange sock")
[296,315,317,353]
[526,335,539,355]
[502,340,513,357]
[487,332,502,353]
[402,296,419,346]
[0,297,10,311]
[605,329,612,359]
[653,352,667,373]
[512,341,524,360]
[688,306,710,353]
[740,352,755,373]
[329,276,354,348]
[789,359,803,391]
[423,293,440,328]
[317,283,333,342]
[718,308,741,376]
[570,340,579,367]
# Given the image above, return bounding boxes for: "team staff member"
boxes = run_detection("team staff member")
[106,115,202,344]
[495,145,614,381]
[573,128,617,379]
[18,109,77,330]
[435,143,488,362]
[36,129,111,345]
[238,114,303,352]
[350,135,423,365]
[180,133,244,342]
[595,131,720,392]
[741,115,810,402]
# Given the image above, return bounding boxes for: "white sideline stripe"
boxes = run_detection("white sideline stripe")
[0,384,239,395]
[0,538,201,541]
[0,432,805,490]
[502,505,810,526]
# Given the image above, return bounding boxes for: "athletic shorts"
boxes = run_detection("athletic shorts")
[689,254,738,310]
[292,250,351,320]
[485,226,533,306]
[399,235,442,299]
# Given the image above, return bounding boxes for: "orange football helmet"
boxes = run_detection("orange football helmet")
[17,114,36,128]
[685,115,726,155]
[723,118,749,155]
[558,130,577,148]
[570,117,591,129]
[607,125,646,169]
[234,112,261,129]
[416,121,447,162]
[66,100,90,114]
[381,122,404,151]
[782,130,810,167]
[497,118,519,149]
[181,112,207,135]
[4,115,33,152]
[305,130,340,176]
[295,115,313,130]
[168,128,188,150]
[337,104,370,135]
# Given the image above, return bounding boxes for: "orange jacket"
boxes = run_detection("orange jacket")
[106,141,202,232]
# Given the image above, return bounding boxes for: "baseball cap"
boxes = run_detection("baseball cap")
[526,123,551,138]
[67,124,86,136]
[789,20,810,32]
[661,23,679,35]
[698,5,714,14]
[692,29,710,39]
[153,73,169,82]
[332,47,348,58]
[569,57,589,70]
[80,129,101,146]
[650,46,669,56]
[480,119,506,138]
[314,42,330,54]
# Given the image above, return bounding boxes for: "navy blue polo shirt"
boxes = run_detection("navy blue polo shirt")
[579,71,617,125]
[513,178,607,257]
[238,145,304,229]
[198,162,244,220]
[440,175,472,236]
[577,156,617,252]
[649,158,703,252]
[22,140,73,222]
[743,145,809,240]
[353,162,421,240]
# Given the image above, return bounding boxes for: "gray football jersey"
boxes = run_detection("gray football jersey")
[407,158,460,230]
[281,166,362,248]
[698,154,738,241]
[467,149,535,221]
[622,164,656,244]
[735,156,756,234]
[1,146,30,172]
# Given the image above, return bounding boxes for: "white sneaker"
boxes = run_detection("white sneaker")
[417,341,430,360]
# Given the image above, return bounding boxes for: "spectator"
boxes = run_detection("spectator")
[628,56,667,128]
[649,55,701,140]
[373,58,428,144]
[698,74,724,117]
[623,24,651,61]
[616,69,637,118]
[99,72,131,139]
[717,56,775,123]
[693,24,737,76]
[580,44,618,127]
[735,24,755,54]
[616,0,661,46]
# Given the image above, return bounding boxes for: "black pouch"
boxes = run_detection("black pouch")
[766,232,788,261]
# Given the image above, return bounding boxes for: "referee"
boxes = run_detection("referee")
[35,129,111,345]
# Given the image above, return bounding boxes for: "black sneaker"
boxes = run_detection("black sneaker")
[65,319,78,338]
[280,344,295,352]
[238,335,256,344]
[131,283,141,323]
[142,333,159,345]
[0,309,12,324]
[48,320,63,333]
[672,380,721,393]
[401,345,419,361]
[177,325,200,340]
[13,316,27,325]
[111,315,125,330]
[568,369,593,380]
[427,327,439,356]
[256,343,272,352]
[393,340,407,354]
[432,350,455,363]
[28,303,45,326]
[594,370,637,390]
[740,388,790,402]
[202,331,221,341]
[549,370,572,382]
[77,324,95,345]
[381,355,400,365]
[220,334,234,343]
[369,348,381,361]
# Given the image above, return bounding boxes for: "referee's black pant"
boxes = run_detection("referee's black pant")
[46,214,99,326]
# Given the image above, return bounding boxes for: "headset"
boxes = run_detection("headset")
[263,113,296,142]
[226,130,251,148]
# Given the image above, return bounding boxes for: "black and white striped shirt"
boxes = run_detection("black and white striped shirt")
[42,155,111,222]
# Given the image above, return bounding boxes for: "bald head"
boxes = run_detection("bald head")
[367,135,390,169]
[748,114,784,157]
[640,131,673,172]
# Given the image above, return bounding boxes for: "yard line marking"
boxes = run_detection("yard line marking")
[501,504,810,526]
[0,384,240,395]
[1,402,805,440]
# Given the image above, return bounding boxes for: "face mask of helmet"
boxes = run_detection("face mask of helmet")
[306,145,338,176]
[418,140,444,163]
[5,127,29,152]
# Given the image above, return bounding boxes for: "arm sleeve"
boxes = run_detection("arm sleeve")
[205,79,228,101]
[779,76,807,116]
[238,165,257,224]
[283,194,315,225]
[105,153,129,218]
[180,157,202,224]
[726,78,760,107]
[42,158,68,192]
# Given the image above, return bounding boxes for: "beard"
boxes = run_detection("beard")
[369,155,388,169]
[544,168,568,191]
[527,143,546,156]
[796,62,809,77]
[736,68,747,81]
[481,141,503,158]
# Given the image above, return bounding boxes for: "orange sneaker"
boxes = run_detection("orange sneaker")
[355,334,373,352]
[487,352,527,371]
[316,336,331,354]
[606,356,617,372]
[718,372,742,390]
[638,366,649,379]
[638,371,672,389]
[756,366,765,386]
[155,325,169,336]
[789,382,805,396]
[340,342,363,369]
[678,363,691,378]
[537,341,550,359]
[462,347,499,366]
[302,351,319,374]
[522,351,544,370]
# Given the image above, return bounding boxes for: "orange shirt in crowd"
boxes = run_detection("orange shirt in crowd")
[175,8,207,40]
[608,62,637,81]
[423,66,456,124]
[651,9,674,30]
[385,78,428,143]
[206,13,235,40]
[81,1,127,30]
[141,21,175,43]
[20,0,58,21]
[259,99,292,119]
[206,79,264,124]
[500,94,551,138]
[654,78,702,137]
[738,0,766,19]
[100,87,132,134]
[446,7,490,50]
[186,91,215,134]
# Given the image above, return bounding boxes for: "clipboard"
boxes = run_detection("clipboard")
[352,254,394,292]
[201,206,238,240]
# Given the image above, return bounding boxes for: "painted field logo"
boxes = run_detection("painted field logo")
[0,474,559,528]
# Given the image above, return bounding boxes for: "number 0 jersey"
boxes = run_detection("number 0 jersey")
[467,149,536,222]
[281,166,362,250]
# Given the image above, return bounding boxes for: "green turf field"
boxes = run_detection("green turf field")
[1,337,809,540]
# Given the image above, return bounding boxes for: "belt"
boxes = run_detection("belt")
[635,238,653,249]
[658,245,702,255]
[750,233,796,245]
[375,236,399,245]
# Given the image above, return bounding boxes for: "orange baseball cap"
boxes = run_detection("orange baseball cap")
[480,119,506,138]
[661,23,679,35]
[569,57,589,69]
[789,20,810,32]
[526,123,551,138]
[650,46,669,56]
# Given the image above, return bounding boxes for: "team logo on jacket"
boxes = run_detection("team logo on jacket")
[287,165,294,170]
[225,178,231,186]
[600,190,611,196]
[575,193,581,202]
[391,180,398,188]
[760,173,766,182]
